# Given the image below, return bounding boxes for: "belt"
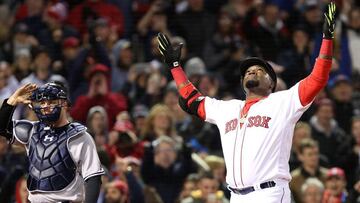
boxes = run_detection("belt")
[228,181,276,195]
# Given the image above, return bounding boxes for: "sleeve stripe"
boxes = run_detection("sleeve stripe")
[83,170,105,181]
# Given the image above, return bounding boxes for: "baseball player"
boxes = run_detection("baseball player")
[157,2,336,202]
[0,82,104,203]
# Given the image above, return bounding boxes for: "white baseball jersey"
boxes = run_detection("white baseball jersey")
[204,83,311,189]
[12,125,104,203]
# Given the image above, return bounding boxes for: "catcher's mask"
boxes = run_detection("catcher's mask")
[239,57,277,93]
[30,82,68,123]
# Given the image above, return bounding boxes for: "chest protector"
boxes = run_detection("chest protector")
[27,122,86,192]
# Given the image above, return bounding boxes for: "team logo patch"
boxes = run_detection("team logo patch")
[43,135,54,142]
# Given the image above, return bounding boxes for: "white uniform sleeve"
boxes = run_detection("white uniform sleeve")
[278,83,312,123]
[69,132,105,181]
[204,97,223,124]
[204,97,242,125]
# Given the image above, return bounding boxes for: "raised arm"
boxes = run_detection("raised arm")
[299,2,336,106]
[0,83,37,140]
[157,33,206,120]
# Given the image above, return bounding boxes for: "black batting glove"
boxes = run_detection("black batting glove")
[323,1,336,39]
[157,33,183,68]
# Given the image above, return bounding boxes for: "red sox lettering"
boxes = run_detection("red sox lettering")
[247,116,271,128]
[225,115,272,134]
[225,118,238,133]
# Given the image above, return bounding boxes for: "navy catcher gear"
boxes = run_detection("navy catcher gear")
[30,82,68,123]
[27,122,86,192]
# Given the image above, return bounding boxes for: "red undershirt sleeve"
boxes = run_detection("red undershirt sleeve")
[298,39,333,106]
[171,66,206,120]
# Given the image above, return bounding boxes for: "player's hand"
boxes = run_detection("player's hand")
[157,32,183,68]
[7,83,37,106]
[323,1,336,39]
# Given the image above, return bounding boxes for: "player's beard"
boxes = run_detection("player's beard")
[245,79,260,89]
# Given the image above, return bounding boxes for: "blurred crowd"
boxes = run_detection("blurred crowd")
[0,0,360,203]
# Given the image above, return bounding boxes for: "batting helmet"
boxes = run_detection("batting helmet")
[239,57,277,92]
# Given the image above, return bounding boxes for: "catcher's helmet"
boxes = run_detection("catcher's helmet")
[239,57,277,92]
[30,82,68,123]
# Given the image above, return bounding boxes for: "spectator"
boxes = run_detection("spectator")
[290,138,328,203]
[336,7,360,76]
[244,3,290,61]
[105,180,129,203]
[56,36,81,77]
[141,104,179,143]
[180,173,229,203]
[112,157,146,203]
[309,98,348,166]
[91,17,120,51]
[177,174,200,203]
[184,57,207,87]
[14,0,46,36]
[2,23,38,63]
[141,136,196,203]
[173,0,216,57]
[290,121,312,171]
[0,61,19,100]
[163,82,190,131]
[329,75,354,134]
[37,2,78,61]
[137,0,172,61]
[335,116,360,190]
[12,49,32,82]
[107,129,144,161]
[86,105,109,148]
[66,0,124,37]
[204,155,229,199]
[301,177,324,203]
[322,167,349,203]
[131,104,149,136]
[141,71,168,107]
[203,11,243,72]
[70,64,128,128]
[297,1,323,40]
[349,180,360,203]
[198,74,220,98]
[20,46,66,86]
[277,26,311,87]
[111,39,135,92]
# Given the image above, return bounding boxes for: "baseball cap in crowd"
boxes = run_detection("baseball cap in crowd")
[15,48,31,59]
[108,180,129,195]
[31,46,49,60]
[304,0,319,11]
[94,17,109,28]
[131,63,151,75]
[117,39,131,51]
[184,57,206,77]
[62,37,80,49]
[88,64,110,79]
[123,156,142,166]
[329,74,351,89]
[170,36,186,47]
[132,104,149,119]
[46,2,67,22]
[13,23,28,34]
[326,167,346,179]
